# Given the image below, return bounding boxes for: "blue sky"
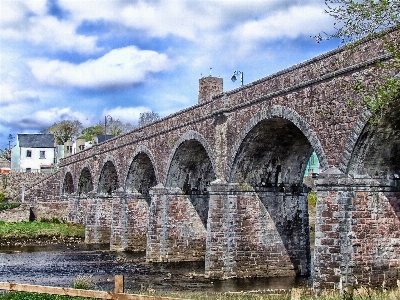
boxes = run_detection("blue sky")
[0,0,341,149]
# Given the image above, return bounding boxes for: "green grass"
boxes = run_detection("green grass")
[0,221,85,240]
[1,287,400,300]
[0,292,98,300]
[0,203,21,211]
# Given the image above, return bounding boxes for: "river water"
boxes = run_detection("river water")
[0,244,311,295]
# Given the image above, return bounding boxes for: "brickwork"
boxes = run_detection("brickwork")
[85,196,113,244]
[0,203,30,222]
[0,172,52,199]
[110,193,150,252]
[146,184,207,262]
[19,29,400,289]
[314,170,400,290]
[0,201,68,222]
[205,182,310,279]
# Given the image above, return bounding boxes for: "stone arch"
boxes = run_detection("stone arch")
[125,146,158,199]
[228,105,328,184]
[165,130,216,227]
[343,104,400,180]
[98,156,119,195]
[78,164,94,195]
[228,105,316,277]
[165,130,216,190]
[62,171,74,194]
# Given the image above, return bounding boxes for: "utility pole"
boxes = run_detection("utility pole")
[8,134,14,150]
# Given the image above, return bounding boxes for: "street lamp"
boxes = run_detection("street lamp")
[104,115,112,136]
[231,70,243,86]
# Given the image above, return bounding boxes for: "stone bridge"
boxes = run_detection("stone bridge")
[56,29,400,290]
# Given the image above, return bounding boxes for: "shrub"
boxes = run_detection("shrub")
[0,193,5,202]
[0,203,21,211]
[40,216,51,223]
[307,191,317,207]
[51,216,61,224]
[72,275,95,290]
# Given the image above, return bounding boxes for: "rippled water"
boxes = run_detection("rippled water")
[0,244,311,294]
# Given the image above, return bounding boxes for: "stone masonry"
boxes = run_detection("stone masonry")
[19,28,400,289]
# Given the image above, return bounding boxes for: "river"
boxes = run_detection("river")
[0,244,311,295]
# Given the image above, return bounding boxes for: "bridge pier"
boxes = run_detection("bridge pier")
[85,195,113,244]
[314,169,400,290]
[146,184,207,262]
[110,192,150,252]
[67,194,92,225]
[205,181,311,279]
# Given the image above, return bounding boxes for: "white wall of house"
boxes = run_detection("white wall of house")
[19,147,55,172]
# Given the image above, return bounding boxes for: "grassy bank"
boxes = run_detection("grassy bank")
[2,288,400,300]
[0,221,85,245]
[0,292,96,300]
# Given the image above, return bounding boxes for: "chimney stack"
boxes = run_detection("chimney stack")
[198,76,223,104]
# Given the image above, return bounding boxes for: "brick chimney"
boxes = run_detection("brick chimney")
[198,76,223,104]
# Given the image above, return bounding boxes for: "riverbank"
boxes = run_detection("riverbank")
[0,220,85,247]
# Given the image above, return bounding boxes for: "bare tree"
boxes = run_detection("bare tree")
[138,111,160,127]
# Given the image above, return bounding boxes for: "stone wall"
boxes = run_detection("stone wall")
[0,201,69,222]
[205,182,310,279]
[110,193,150,252]
[0,172,51,199]
[146,184,207,262]
[13,171,61,203]
[85,196,113,244]
[0,203,30,222]
[314,171,400,290]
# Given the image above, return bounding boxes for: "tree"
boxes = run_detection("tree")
[317,0,400,122]
[138,111,160,127]
[317,0,400,43]
[46,120,84,145]
[78,125,104,142]
[0,149,11,161]
[96,119,136,137]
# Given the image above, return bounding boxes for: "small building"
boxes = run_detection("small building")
[11,134,56,173]
[0,157,10,174]
[94,135,114,144]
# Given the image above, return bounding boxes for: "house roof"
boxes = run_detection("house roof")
[18,134,55,148]
[96,135,114,143]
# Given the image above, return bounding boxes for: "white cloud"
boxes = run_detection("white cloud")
[103,106,152,124]
[236,5,332,41]
[0,0,99,53]
[29,46,175,89]
[33,107,87,125]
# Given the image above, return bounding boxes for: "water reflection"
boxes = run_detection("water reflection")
[0,245,311,293]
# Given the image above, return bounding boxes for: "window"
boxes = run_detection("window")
[26,168,31,173]
[66,146,72,154]
[26,150,32,158]
[40,151,46,159]
[79,145,85,151]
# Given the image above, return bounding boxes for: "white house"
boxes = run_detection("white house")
[11,134,56,173]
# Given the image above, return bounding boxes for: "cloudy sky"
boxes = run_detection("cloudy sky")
[0,0,340,149]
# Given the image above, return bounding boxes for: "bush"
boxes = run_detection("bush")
[0,203,21,211]
[0,193,5,202]
[39,216,64,224]
[40,217,51,223]
[51,216,61,224]
[72,275,95,290]
[307,191,317,207]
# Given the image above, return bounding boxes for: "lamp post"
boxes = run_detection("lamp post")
[231,70,243,86]
[104,115,112,136]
